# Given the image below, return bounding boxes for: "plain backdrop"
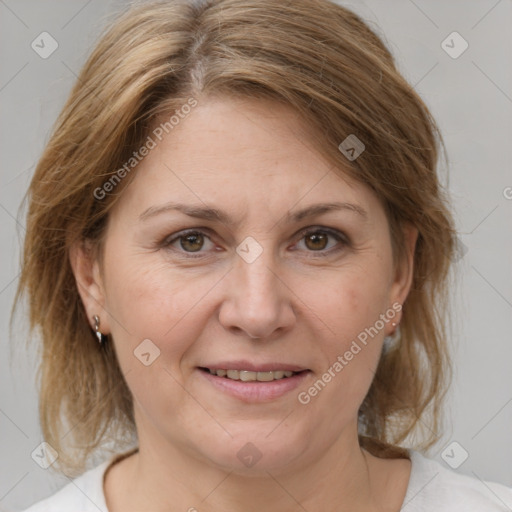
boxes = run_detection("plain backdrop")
[1,0,511,510]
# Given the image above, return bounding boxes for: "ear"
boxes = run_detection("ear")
[69,239,111,334]
[387,222,418,329]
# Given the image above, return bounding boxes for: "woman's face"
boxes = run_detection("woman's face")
[76,96,417,474]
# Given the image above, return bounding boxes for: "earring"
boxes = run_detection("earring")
[383,321,400,354]
[390,320,402,338]
[93,315,106,346]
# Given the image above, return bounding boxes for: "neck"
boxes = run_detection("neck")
[105,426,386,512]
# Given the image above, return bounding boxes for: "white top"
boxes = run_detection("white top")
[22,449,512,511]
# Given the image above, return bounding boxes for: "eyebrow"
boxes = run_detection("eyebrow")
[138,200,368,225]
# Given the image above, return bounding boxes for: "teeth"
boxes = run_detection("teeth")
[207,368,299,381]
[240,370,257,381]
[256,371,274,382]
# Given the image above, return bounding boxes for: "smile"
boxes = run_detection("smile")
[202,368,300,381]
[198,366,311,402]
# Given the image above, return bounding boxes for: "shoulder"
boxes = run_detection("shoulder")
[20,460,111,512]
[21,448,139,512]
[403,449,512,511]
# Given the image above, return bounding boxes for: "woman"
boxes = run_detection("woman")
[14,0,511,510]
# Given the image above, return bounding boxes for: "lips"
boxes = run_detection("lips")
[200,368,301,381]
[198,360,308,381]
[197,360,311,401]
[199,360,308,373]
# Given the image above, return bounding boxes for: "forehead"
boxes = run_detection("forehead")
[111,96,383,224]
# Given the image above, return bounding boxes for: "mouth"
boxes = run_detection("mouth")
[199,367,306,381]
[197,364,311,402]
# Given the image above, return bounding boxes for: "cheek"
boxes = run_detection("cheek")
[101,249,172,349]
[324,261,391,340]
[102,260,209,419]
[102,249,232,388]
[312,262,392,399]
[102,227,199,330]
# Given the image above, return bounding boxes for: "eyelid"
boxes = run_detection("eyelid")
[291,226,349,256]
[295,225,348,244]
[161,225,349,257]
[161,227,217,257]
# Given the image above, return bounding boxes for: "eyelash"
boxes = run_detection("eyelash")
[160,226,349,259]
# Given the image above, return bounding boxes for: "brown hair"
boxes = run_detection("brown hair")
[13,0,457,476]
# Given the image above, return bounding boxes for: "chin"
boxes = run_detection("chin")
[192,427,309,475]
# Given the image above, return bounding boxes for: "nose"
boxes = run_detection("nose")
[218,246,296,341]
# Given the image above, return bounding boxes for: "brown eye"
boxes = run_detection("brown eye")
[179,232,205,252]
[163,229,215,256]
[304,232,329,251]
[294,227,348,257]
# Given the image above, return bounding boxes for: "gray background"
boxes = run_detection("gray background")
[1,0,511,510]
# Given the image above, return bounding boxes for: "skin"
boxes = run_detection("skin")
[71,96,418,512]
